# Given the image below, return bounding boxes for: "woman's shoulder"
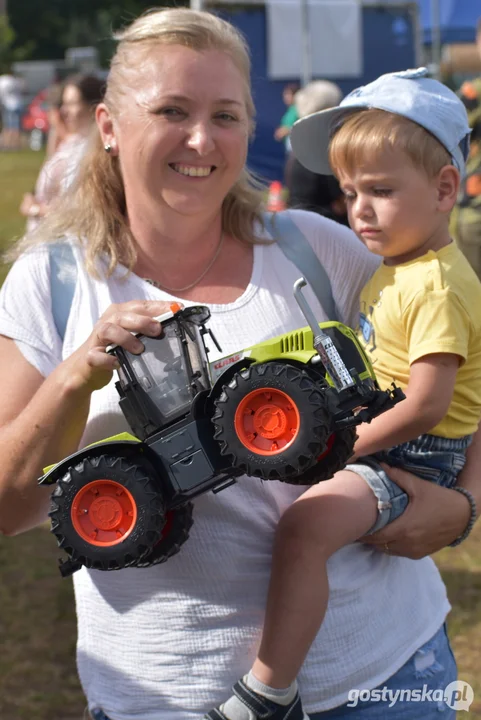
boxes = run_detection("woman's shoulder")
[7,238,80,278]
[276,209,372,260]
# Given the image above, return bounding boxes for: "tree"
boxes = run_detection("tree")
[8,0,185,66]
[0,15,34,72]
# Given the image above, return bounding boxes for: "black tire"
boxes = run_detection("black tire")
[49,453,166,572]
[292,427,357,484]
[134,503,194,568]
[212,362,332,481]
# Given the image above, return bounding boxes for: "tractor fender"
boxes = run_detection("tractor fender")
[39,434,152,486]
[209,358,254,400]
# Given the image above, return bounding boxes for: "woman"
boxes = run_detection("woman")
[0,9,477,720]
[19,73,105,231]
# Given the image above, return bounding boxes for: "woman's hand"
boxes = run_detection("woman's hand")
[62,299,177,395]
[360,464,472,559]
[19,192,36,217]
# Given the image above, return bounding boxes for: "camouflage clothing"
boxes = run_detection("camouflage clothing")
[454,78,481,279]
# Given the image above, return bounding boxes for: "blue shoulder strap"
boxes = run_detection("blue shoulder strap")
[263,211,338,321]
[48,243,77,341]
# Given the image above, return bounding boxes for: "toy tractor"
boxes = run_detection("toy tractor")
[40,279,404,577]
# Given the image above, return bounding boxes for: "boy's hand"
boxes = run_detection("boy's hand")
[360,464,472,558]
[353,353,460,458]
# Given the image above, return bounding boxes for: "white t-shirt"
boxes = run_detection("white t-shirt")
[0,74,23,111]
[0,210,450,719]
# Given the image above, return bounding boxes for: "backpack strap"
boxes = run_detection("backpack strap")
[48,243,77,342]
[48,215,336,340]
[264,211,338,320]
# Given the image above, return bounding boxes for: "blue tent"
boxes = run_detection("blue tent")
[220,3,420,182]
[419,0,481,44]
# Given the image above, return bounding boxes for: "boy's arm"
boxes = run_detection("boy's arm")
[352,352,460,460]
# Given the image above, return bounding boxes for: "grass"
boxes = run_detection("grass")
[0,150,481,718]
[435,530,481,716]
[0,149,46,284]
[0,527,86,720]
[0,148,88,720]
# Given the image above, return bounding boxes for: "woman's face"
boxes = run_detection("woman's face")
[61,85,92,134]
[106,45,250,221]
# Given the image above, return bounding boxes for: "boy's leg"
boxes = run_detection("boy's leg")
[252,470,378,689]
[211,470,379,720]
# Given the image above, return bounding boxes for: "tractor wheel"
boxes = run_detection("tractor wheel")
[212,362,332,481]
[293,427,358,484]
[134,503,194,568]
[49,453,166,572]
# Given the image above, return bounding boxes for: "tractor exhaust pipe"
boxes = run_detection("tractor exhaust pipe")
[293,278,354,391]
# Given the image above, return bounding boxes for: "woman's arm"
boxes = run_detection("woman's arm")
[454,421,481,506]
[361,422,481,558]
[19,193,49,220]
[0,299,171,536]
[0,338,92,535]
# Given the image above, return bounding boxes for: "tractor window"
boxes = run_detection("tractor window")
[129,325,192,419]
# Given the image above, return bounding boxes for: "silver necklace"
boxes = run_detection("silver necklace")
[144,233,225,293]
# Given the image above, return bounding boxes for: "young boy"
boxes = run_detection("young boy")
[206,69,481,720]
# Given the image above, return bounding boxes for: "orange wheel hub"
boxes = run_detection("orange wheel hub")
[317,433,335,460]
[234,388,300,455]
[71,479,137,547]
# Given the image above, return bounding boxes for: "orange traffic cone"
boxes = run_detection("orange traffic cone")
[266,180,286,212]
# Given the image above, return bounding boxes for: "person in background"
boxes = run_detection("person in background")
[19,73,105,232]
[274,82,299,186]
[452,17,481,279]
[274,82,299,149]
[45,80,68,159]
[0,67,24,150]
[0,10,479,720]
[286,80,349,226]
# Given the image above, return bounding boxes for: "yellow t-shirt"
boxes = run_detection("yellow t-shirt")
[357,243,481,437]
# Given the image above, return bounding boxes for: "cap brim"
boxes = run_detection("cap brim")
[290,105,364,175]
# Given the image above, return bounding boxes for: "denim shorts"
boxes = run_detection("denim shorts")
[345,433,472,534]
[309,623,458,718]
[88,624,457,720]
[1,107,22,131]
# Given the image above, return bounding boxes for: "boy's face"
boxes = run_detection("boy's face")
[337,148,449,265]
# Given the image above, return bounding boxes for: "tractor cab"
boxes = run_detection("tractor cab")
[109,304,219,441]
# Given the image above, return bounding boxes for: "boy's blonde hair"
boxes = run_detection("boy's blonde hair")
[11,8,266,276]
[328,108,452,179]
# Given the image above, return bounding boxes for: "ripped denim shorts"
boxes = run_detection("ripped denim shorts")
[345,433,472,534]
[309,622,458,718]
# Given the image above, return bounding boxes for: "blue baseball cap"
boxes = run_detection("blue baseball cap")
[290,68,471,177]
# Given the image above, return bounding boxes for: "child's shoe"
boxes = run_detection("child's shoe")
[204,677,308,720]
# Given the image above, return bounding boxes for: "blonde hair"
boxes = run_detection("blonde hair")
[329,108,452,179]
[12,8,266,276]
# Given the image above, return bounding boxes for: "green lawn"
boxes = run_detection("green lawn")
[0,149,46,285]
[0,149,88,720]
[0,150,480,719]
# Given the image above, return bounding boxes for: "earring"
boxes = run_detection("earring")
[104,144,112,153]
